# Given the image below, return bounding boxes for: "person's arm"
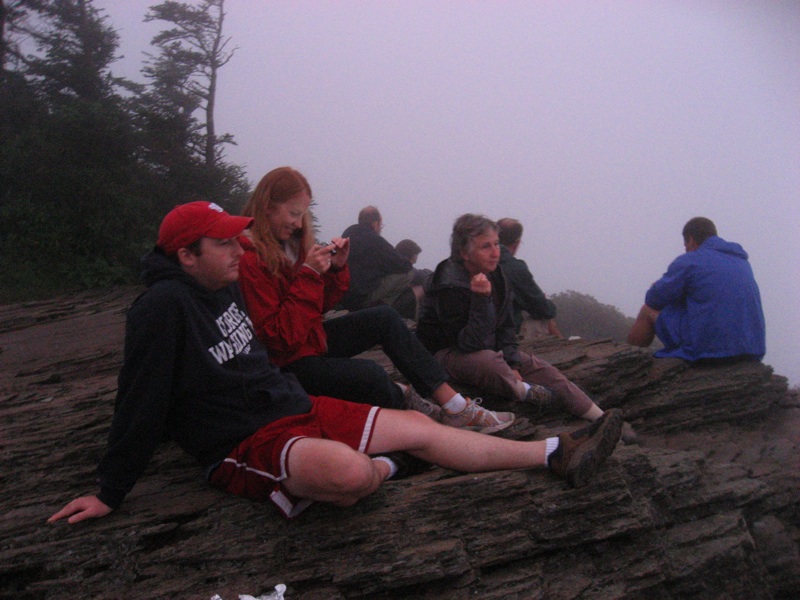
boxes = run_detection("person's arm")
[48,292,181,523]
[645,255,692,310]
[506,258,557,320]
[546,319,562,337]
[47,495,112,524]
[321,265,349,312]
[238,252,330,355]
[321,237,351,311]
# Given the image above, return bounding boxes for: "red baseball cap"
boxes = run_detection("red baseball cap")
[157,201,254,255]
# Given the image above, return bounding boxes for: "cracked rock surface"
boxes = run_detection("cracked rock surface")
[1,287,798,599]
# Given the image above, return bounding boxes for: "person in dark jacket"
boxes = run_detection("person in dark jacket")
[395,238,433,319]
[395,238,433,288]
[627,217,765,362]
[497,218,561,337]
[417,214,634,440]
[47,202,625,524]
[340,206,416,317]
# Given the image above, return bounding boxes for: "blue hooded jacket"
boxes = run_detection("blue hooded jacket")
[646,236,766,362]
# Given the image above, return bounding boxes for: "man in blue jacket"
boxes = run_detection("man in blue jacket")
[47,202,624,525]
[627,217,765,362]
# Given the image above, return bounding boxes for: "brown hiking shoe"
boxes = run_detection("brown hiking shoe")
[548,408,623,488]
[523,384,556,408]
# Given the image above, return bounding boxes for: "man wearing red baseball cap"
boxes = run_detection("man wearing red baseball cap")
[157,201,255,255]
[48,201,623,523]
[156,201,254,291]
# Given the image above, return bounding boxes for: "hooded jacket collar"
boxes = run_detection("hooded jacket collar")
[700,236,749,260]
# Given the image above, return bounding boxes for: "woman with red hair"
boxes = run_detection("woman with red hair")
[237,167,515,434]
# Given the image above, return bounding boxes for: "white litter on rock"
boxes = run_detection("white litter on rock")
[210,583,286,600]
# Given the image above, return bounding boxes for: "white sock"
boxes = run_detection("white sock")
[579,405,604,421]
[442,393,468,414]
[545,437,560,468]
[522,382,532,395]
[372,456,398,479]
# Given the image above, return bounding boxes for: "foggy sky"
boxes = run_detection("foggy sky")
[95,0,799,385]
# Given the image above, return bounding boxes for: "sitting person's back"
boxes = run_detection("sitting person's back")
[341,206,414,316]
[395,238,433,319]
[627,216,765,362]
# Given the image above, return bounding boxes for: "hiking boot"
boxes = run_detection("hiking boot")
[548,408,623,488]
[375,451,431,480]
[402,386,442,422]
[522,384,556,408]
[441,397,515,434]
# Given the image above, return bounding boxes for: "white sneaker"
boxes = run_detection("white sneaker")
[441,397,515,434]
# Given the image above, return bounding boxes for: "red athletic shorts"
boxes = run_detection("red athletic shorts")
[208,396,380,518]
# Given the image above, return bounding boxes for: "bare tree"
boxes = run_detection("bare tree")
[145,0,235,171]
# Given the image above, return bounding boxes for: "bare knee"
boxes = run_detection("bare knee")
[330,453,381,503]
[284,440,383,506]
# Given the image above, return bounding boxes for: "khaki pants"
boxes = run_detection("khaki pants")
[434,348,595,414]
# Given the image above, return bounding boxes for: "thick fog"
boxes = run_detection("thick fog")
[96,0,799,385]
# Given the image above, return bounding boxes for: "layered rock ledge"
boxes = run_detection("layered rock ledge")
[1,287,798,599]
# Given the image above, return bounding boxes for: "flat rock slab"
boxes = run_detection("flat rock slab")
[1,287,798,599]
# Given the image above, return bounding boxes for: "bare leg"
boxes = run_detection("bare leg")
[283,438,390,506]
[283,410,546,505]
[369,409,547,470]
[627,304,660,347]
[371,409,624,489]
[282,408,621,505]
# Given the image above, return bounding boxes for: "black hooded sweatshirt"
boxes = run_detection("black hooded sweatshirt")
[96,250,312,509]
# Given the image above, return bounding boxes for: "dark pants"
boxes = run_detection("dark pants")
[284,305,449,409]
